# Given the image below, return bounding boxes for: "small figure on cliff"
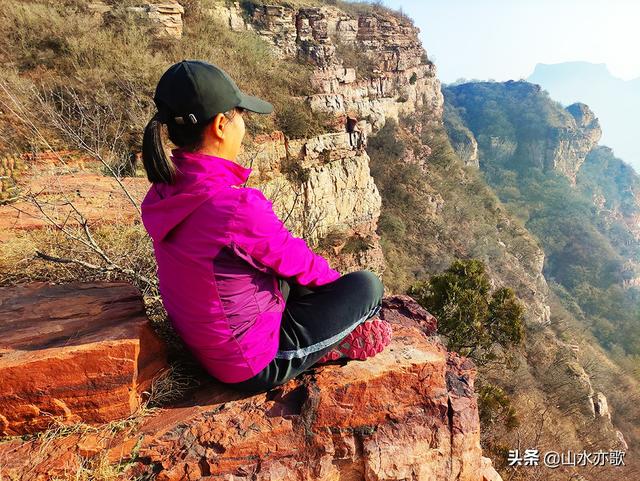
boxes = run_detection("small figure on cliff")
[346,111,363,150]
[357,119,368,150]
[140,60,392,394]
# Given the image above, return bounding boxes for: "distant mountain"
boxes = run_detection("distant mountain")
[443,79,640,358]
[528,61,640,171]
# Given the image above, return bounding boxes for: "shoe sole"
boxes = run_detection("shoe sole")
[316,318,393,363]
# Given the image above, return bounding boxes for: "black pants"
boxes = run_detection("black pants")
[225,270,384,393]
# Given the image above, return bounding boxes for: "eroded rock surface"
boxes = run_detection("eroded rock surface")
[208,2,444,129]
[0,281,169,436]
[0,295,501,481]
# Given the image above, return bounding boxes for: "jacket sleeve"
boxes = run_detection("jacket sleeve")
[229,187,342,287]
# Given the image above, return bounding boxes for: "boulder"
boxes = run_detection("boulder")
[481,456,503,481]
[0,281,169,436]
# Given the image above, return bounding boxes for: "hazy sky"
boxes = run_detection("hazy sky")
[380,0,640,83]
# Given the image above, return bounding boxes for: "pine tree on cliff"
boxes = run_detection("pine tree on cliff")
[408,258,525,365]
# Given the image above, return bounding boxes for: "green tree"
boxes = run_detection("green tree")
[408,258,525,364]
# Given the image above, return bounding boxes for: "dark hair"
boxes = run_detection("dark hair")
[141,106,242,184]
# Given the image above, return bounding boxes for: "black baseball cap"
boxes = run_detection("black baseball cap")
[154,60,273,125]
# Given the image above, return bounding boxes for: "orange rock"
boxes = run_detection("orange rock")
[112,296,483,481]
[0,150,150,243]
[0,295,490,481]
[0,281,169,436]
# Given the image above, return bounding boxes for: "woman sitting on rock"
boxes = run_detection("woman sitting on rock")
[140,60,392,393]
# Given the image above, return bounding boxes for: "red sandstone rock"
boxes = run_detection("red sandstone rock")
[0,299,471,479]
[0,281,169,436]
[0,295,501,481]
[380,294,438,335]
[0,172,149,242]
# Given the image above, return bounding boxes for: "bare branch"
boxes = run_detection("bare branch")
[34,249,156,290]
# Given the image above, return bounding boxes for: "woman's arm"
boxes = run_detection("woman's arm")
[229,187,342,288]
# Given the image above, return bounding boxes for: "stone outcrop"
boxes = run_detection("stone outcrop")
[541,102,602,183]
[452,130,479,168]
[0,295,501,481]
[142,2,185,38]
[241,130,384,277]
[0,281,169,436]
[484,107,601,185]
[204,1,448,277]
[588,390,630,453]
[208,2,444,130]
[593,391,611,421]
[481,456,503,481]
[89,1,185,38]
[444,83,602,184]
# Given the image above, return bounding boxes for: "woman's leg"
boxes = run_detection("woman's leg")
[228,270,385,393]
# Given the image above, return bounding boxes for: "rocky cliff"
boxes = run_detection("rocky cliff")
[577,145,640,289]
[442,79,638,476]
[203,1,445,282]
[0,2,507,480]
[209,1,443,130]
[444,82,602,184]
[443,79,640,294]
[207,4,557,333]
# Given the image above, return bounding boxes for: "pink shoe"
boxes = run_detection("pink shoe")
[315,317,393,364]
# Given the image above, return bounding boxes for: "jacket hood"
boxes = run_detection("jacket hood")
[141,148,252,242]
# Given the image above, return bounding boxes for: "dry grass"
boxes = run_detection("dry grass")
[0,223,154,290]
[0,0,334,163]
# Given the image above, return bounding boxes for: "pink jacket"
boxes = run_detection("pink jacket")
[140,148,342,383]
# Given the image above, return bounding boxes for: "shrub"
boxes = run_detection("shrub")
[275,99,334,139]
[408,258,525,364]
[478,383,519,429]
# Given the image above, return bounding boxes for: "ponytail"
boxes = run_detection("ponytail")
[142,106,231,184]
[142,112,176,184]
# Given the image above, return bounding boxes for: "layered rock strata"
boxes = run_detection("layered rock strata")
[0,295,501,481]
[0,281,169,436]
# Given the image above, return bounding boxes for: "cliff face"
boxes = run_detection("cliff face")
[577,145,640,288]
[210,2,443,130]
[204,1,444,280]
[443,80,640,292]
[444,82,602,184]
[214,5,554,328]
[536,102,601,182]
[240,130,385,277]
[442,80,638,473]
